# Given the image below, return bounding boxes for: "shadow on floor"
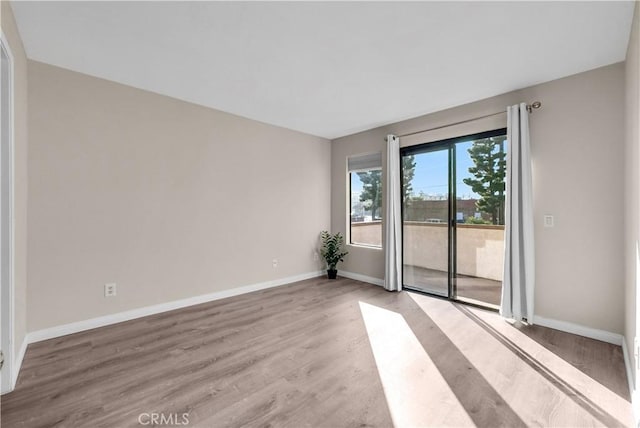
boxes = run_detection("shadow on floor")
[511,319,630,401]
[454,303,628,426]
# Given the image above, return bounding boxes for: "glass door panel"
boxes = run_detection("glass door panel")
[402,148,450,297]
[453,136,507,307]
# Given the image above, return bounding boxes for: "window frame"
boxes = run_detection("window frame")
[0,31,16,394]
[400,127,507,310]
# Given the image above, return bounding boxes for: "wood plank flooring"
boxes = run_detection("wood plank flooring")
[0,277,633,427]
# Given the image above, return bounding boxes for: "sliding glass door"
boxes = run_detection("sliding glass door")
[401,129,507,309]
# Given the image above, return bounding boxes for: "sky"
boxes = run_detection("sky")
[351,139,486,201]
[411,140,477,200]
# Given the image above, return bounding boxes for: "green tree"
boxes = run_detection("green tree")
[357,155,416,220]
[357,170,382,220]
[462,136,507,225]
[403,155,416,204]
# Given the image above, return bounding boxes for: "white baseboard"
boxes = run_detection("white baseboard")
[532,315,623,346]
[339,270,384,287]
[27,270,324,345]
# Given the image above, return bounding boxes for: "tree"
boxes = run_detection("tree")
[402,155,416,204]
[462,136,507,225]
[357,170,382,220]
[357,155,416,220]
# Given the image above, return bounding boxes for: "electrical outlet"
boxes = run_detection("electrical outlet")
[272,258,278,268]
[313,252,319,261]
[544,215,554,228]
[104,283,117,297]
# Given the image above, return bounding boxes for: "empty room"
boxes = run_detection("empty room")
[0,1,639,427]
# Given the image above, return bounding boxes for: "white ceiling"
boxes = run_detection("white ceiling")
[11,1,635,139]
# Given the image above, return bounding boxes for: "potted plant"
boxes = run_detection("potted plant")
[320,231,348,279]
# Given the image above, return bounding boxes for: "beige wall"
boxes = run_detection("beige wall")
[27,61,330,331]
[624,3,640,391]
[332,63,625,334]
[1,1,28,373]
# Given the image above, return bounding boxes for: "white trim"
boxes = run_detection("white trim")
[27,271,324,344]
[339,270,384,287]
[623,338,640,427]
[623,338,634,396]
[347,243,383,251]
[532,315,623,346]
[0,30,16,395]
[9,335,27,390]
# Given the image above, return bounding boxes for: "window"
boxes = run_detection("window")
[348,153,382,247]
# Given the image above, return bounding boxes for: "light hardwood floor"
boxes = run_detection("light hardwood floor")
[1,277,634,427]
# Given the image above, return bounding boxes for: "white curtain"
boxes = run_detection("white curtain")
[384,134,402,291]
[501,103,535,322]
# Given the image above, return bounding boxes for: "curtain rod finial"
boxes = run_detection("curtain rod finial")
[527,101,542,113]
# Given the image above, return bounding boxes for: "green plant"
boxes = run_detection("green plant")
[465,216,492,225]
[320,231,349,271]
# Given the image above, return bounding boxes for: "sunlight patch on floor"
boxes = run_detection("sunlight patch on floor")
[407,292,633,427]
[359,301,475,428]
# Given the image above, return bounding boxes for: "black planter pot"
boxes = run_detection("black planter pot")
[327,269,338,279]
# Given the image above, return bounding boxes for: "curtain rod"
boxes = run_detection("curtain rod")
[395,101,542,139]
